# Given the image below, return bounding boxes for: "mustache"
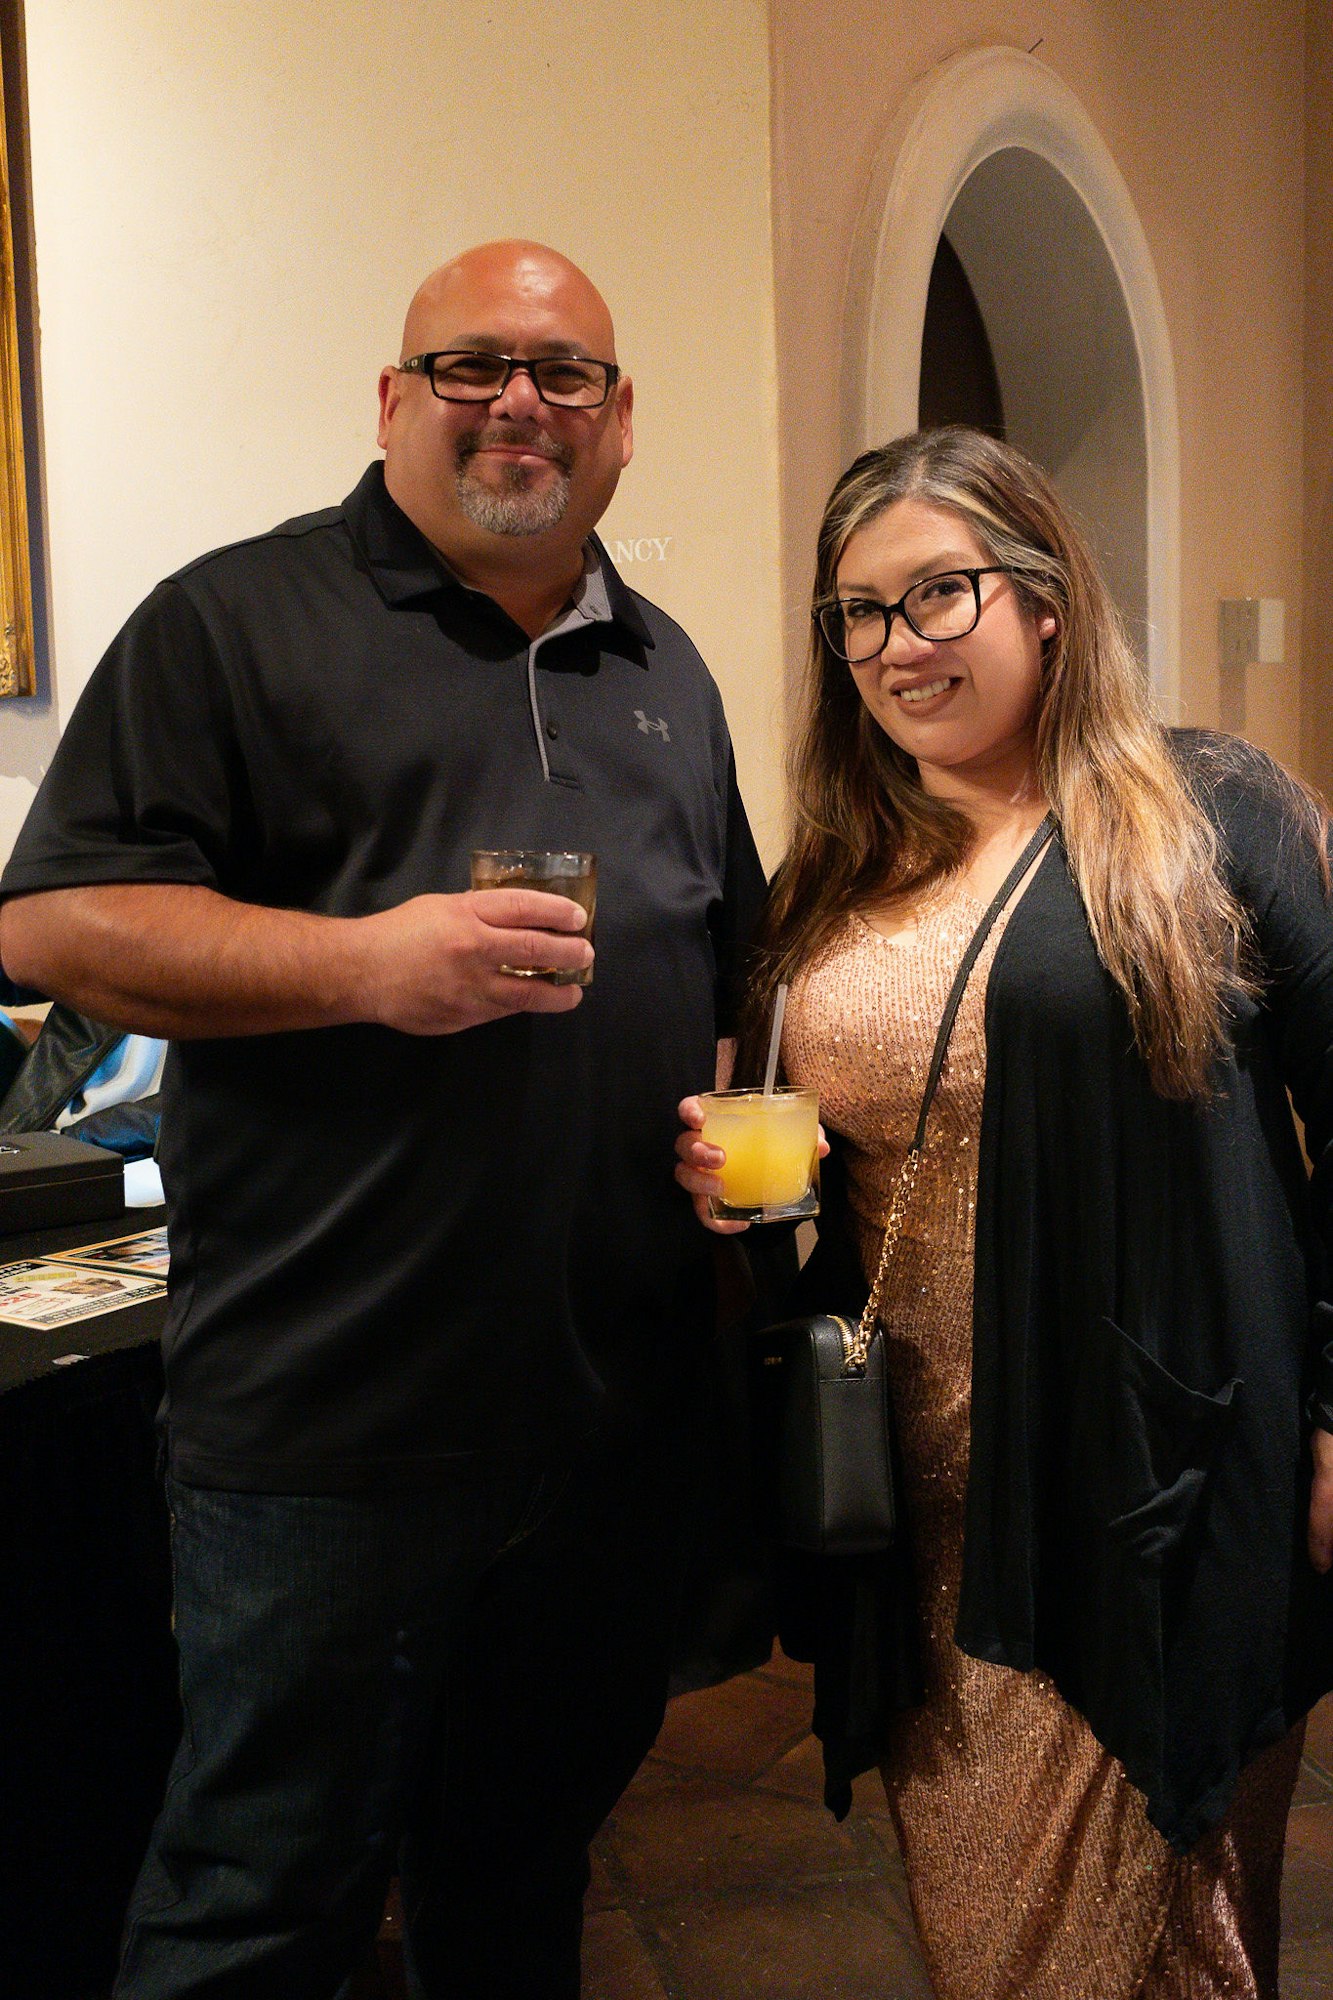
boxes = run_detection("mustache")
[456,424,574,473]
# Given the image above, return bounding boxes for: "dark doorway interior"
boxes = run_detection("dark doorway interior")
[918,234,1005,438]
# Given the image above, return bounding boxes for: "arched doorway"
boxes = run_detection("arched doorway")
[922,149,1148,657]
[918,234,1005,441]
[845,47,1179,706]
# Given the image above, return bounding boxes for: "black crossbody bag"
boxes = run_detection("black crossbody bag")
[749,819,1054,1556]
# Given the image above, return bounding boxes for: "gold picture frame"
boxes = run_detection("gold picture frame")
[0,20,34,697]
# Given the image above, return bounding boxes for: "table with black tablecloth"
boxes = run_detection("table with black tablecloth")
[0,1206,178,2000]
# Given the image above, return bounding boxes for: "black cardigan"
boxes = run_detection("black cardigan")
[758,731,1333,1853]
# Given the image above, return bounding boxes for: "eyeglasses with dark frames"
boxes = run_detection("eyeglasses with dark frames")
[398,350,620,409]
[815,566,1012,663]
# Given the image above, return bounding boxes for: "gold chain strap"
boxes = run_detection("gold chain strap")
[841,1142,923,1372]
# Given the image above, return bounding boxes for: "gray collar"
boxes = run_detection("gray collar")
[525,544,615,784]
[532,542,614,647]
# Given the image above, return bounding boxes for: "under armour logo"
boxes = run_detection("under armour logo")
[634,709,670,742]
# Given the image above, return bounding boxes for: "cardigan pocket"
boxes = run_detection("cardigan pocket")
[1057,1318,1240,1793]
[1074,1317,1239,1568]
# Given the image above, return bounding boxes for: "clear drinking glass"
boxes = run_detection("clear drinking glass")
[469,850,597,986]
[698,1086,820,1222]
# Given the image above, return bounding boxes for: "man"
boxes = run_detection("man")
[0,241,765,1998]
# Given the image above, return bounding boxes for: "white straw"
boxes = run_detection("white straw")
[762,983,788,1097]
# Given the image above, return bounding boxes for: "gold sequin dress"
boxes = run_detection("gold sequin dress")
[782,878,1302,2000]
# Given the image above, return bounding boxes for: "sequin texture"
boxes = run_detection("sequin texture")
[783,880,1301,2000]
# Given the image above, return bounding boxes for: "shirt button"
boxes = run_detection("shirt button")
[546,720,559,739]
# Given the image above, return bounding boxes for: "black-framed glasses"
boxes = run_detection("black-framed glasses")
[398,349,620,408]
[815,567,1011,663]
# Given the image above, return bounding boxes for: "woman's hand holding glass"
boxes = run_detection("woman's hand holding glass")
[674,1094,829,1236]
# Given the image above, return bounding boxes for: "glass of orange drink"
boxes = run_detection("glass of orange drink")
[698,1087,819,1222]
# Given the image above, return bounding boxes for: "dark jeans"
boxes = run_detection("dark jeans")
[115,1421,698,2000]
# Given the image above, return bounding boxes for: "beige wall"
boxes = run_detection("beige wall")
[3,0,787,864]
[4,3,1323,876]
[1305,0,1333,793]
[768,0,1308,771]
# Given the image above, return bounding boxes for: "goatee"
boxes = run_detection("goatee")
[455,426,574,537]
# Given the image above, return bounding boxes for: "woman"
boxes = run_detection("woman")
[676,427,1333,1999]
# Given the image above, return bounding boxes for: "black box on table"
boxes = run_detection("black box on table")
[0,1132,124,1235]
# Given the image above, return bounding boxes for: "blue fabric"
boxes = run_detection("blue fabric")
[60,1035,166,1151]
[63,1033,165,1115]
[65,1094,161,1161]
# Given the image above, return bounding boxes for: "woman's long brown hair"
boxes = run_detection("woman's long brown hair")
[738,426,1325,1101]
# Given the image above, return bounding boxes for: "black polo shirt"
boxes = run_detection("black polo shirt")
[1,463,766,1490]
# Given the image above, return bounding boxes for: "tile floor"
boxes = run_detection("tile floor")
[360,1661,1333,1998]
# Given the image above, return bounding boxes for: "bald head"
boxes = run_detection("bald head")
[376,240,633,627]
[399,241,618,366]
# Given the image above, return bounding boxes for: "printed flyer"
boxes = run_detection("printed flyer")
[0,1258,165,1330]
[49,1226,171,1280]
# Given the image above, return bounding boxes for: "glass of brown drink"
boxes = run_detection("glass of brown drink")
[469,850,597,986]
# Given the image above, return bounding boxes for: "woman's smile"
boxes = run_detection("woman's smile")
[891,673,962,707]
